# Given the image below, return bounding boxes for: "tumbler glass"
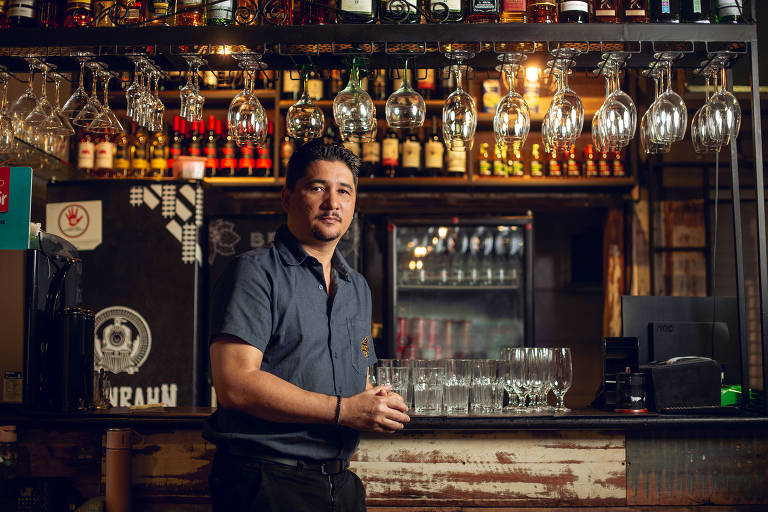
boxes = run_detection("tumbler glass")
[443,359,470,414]
[413,366,444,414]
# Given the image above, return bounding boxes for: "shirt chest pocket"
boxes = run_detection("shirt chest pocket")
[347,319,372,378]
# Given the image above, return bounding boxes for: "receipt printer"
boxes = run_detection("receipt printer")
[641,356,721,413]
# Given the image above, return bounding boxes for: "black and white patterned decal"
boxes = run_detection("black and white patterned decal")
[129,183,203,264]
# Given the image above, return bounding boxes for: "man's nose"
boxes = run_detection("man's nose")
[322,190,341,209]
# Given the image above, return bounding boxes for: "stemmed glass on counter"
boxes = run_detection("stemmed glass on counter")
[285,65,325,143]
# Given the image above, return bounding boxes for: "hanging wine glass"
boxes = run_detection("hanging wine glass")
[0,71,14,152]
[334,57,377,143]
[61,51,94,120]
[494,52,530,148]
[228,53,268,147]
[648,53,687,145]
[593,53,636,152]
[543,49,583,154]
[385,58,425,129]
[73,61,105,128]
[285,65,325,142]
[41,72,75,137]
[88,70,124,135]
[442,51,477,152]
[10,58,40,136]
[706,54,741,147]
[180,55,206,123]
[640,67,671,155]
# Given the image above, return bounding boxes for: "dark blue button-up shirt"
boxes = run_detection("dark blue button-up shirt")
[203,225,376,461]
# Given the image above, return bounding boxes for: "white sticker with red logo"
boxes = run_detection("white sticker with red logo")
[45,200,103,250]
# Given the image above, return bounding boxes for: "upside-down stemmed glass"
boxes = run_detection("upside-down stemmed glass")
[442,51,477,152]
[41,72,75,137]
[707,55,741,148]
[61,52,94,120]
[593,54,636,153]
[124,57,144,121]
[543,50,583,154]
[334,57,377,142]
[494,52,530,149]
[691,70,719,154]
[0,72,13,152]
[285,65,325,142]
[640,67,671,155]
[385,58,425,129]
[72,62,104,128]
[648,54,687,145]
[25,62,55,128]
[88,71,124,135]
[551,347,573,413]
[228,54,268,147]
[10,58,40,136]
[180,55,206,123]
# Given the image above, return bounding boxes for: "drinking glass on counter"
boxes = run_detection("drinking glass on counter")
[551,348,573,413]
[376,365,412,409]
[443,359,470,414]
[413,365,444,414]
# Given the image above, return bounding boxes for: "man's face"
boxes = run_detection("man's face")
[282,160,356,245]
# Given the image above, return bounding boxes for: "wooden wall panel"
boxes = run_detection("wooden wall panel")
[627,429,768,506]
[351,430,626,507]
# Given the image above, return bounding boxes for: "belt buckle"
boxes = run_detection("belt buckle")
[320,460,347,475]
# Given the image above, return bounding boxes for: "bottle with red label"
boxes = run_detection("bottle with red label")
[204,115,219,177]
[547,149,562,177]
[186,120,202,157]
[612,150,625,177]
[584,144,598,177]
[93,134,114,178]
[598,151,611,176]
[566,144,580,176]
[237,141,256,177]
[218,121,238,177]
[168,116,183,175]
[77,131,96,176]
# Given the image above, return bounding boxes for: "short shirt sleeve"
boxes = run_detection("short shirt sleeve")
[210,253,272,352]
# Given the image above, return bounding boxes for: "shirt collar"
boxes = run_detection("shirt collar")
[275,225,352,282]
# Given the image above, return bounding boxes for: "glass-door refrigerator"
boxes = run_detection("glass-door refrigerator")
[387,216,534,360]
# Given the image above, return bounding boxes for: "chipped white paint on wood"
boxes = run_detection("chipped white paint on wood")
[352,431,626,506]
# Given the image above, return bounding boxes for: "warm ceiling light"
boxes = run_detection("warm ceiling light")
[525,66,540,83]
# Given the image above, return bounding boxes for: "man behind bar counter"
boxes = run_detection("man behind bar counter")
[204,141,410,511]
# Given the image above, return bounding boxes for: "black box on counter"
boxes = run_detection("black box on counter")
[641,357,721,413]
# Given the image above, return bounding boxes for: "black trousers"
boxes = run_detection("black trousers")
[209,451,367,512]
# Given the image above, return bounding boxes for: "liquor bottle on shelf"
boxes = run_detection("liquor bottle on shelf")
[280,135,296,177]
[372,69,388,101]
[237,141,256,177]
[500,0,526,21]
[93,134,114,178]
[176,0,204,25]
[168,117,183,174]
[650,0,680,22]
[361,135,381,178]
[120,0,144,23]
[593,0,619,21]
[622,0,648,22]
[527,0,556,22]
[445,148,467,177]
[612,151,625,176]
[297,0,335,24]
[467,0,499,22]
[715,0,742,23]
[337,0,377,23]
[330,70,345,97]
[93,0,115,26]
[682,0,712,22]
[307,72,324,101]
[477,142,492,176]
[597,150,611,176]
[424,117,444,177]
[64,0,95,26]
[416,69,437,100]
[204,115,219,177]
[148,129,168,178]
[566,144,580,176]
[186,121,202,157]
[380,0,418,23]
[255,146,272,177]
[219,123,238,177]
[0,0,7,28]
[207,0,233,24]
[7,0,37,26]
[381,127,400,178]
[400,129,422,178]
[38,0,61,27]
[131,125,150,177]
[547,149,561,177]
[509,143,524,176]
[343,140,362,158]
[113,129,130,178]
[558,0,589,22]
[584,144,598,177]
[282,70,301,101]
[529,143,543,177]
[77,131,95,176]
[421,0,466,22]
[145,0,171,25]
[492,142,507,176]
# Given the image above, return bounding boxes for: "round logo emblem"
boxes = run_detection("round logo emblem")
[57,204,90,239]
[94,306,152,375]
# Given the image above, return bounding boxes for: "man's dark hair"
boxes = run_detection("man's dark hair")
[285,140,360,191]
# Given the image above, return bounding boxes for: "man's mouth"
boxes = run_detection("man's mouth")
[317,214,341,223]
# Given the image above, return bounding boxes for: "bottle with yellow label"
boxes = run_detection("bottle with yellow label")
[530,143,544,177]
[508,142,524,176]
[493,142,508,177]
[477,142,492,176]
[148,130,169,178]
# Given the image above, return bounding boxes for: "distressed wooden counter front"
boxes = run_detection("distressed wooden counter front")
[4,408,768,511]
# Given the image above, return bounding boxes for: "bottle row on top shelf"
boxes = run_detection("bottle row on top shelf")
[0,0,748,29]
[75,114,627,180]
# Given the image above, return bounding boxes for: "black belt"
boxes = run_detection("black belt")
[249,454,350,475]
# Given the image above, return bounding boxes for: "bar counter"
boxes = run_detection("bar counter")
[2,407,767,511]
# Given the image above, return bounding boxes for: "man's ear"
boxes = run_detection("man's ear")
[280,187,290,212]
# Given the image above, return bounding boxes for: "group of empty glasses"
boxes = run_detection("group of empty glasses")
[691,53,742,154]
[374,347,572,416]
[125,56,167,132]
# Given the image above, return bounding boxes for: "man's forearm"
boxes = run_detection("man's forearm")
[220,368,337,425]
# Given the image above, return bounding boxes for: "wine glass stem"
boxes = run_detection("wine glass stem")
[402,59,409,89]
[103,76,110,108]
[557,395,564,409]
[454,65,464,92]
[720,66,727,93]
[79,60,86,90]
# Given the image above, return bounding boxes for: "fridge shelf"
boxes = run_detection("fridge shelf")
[397,284,522,291]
